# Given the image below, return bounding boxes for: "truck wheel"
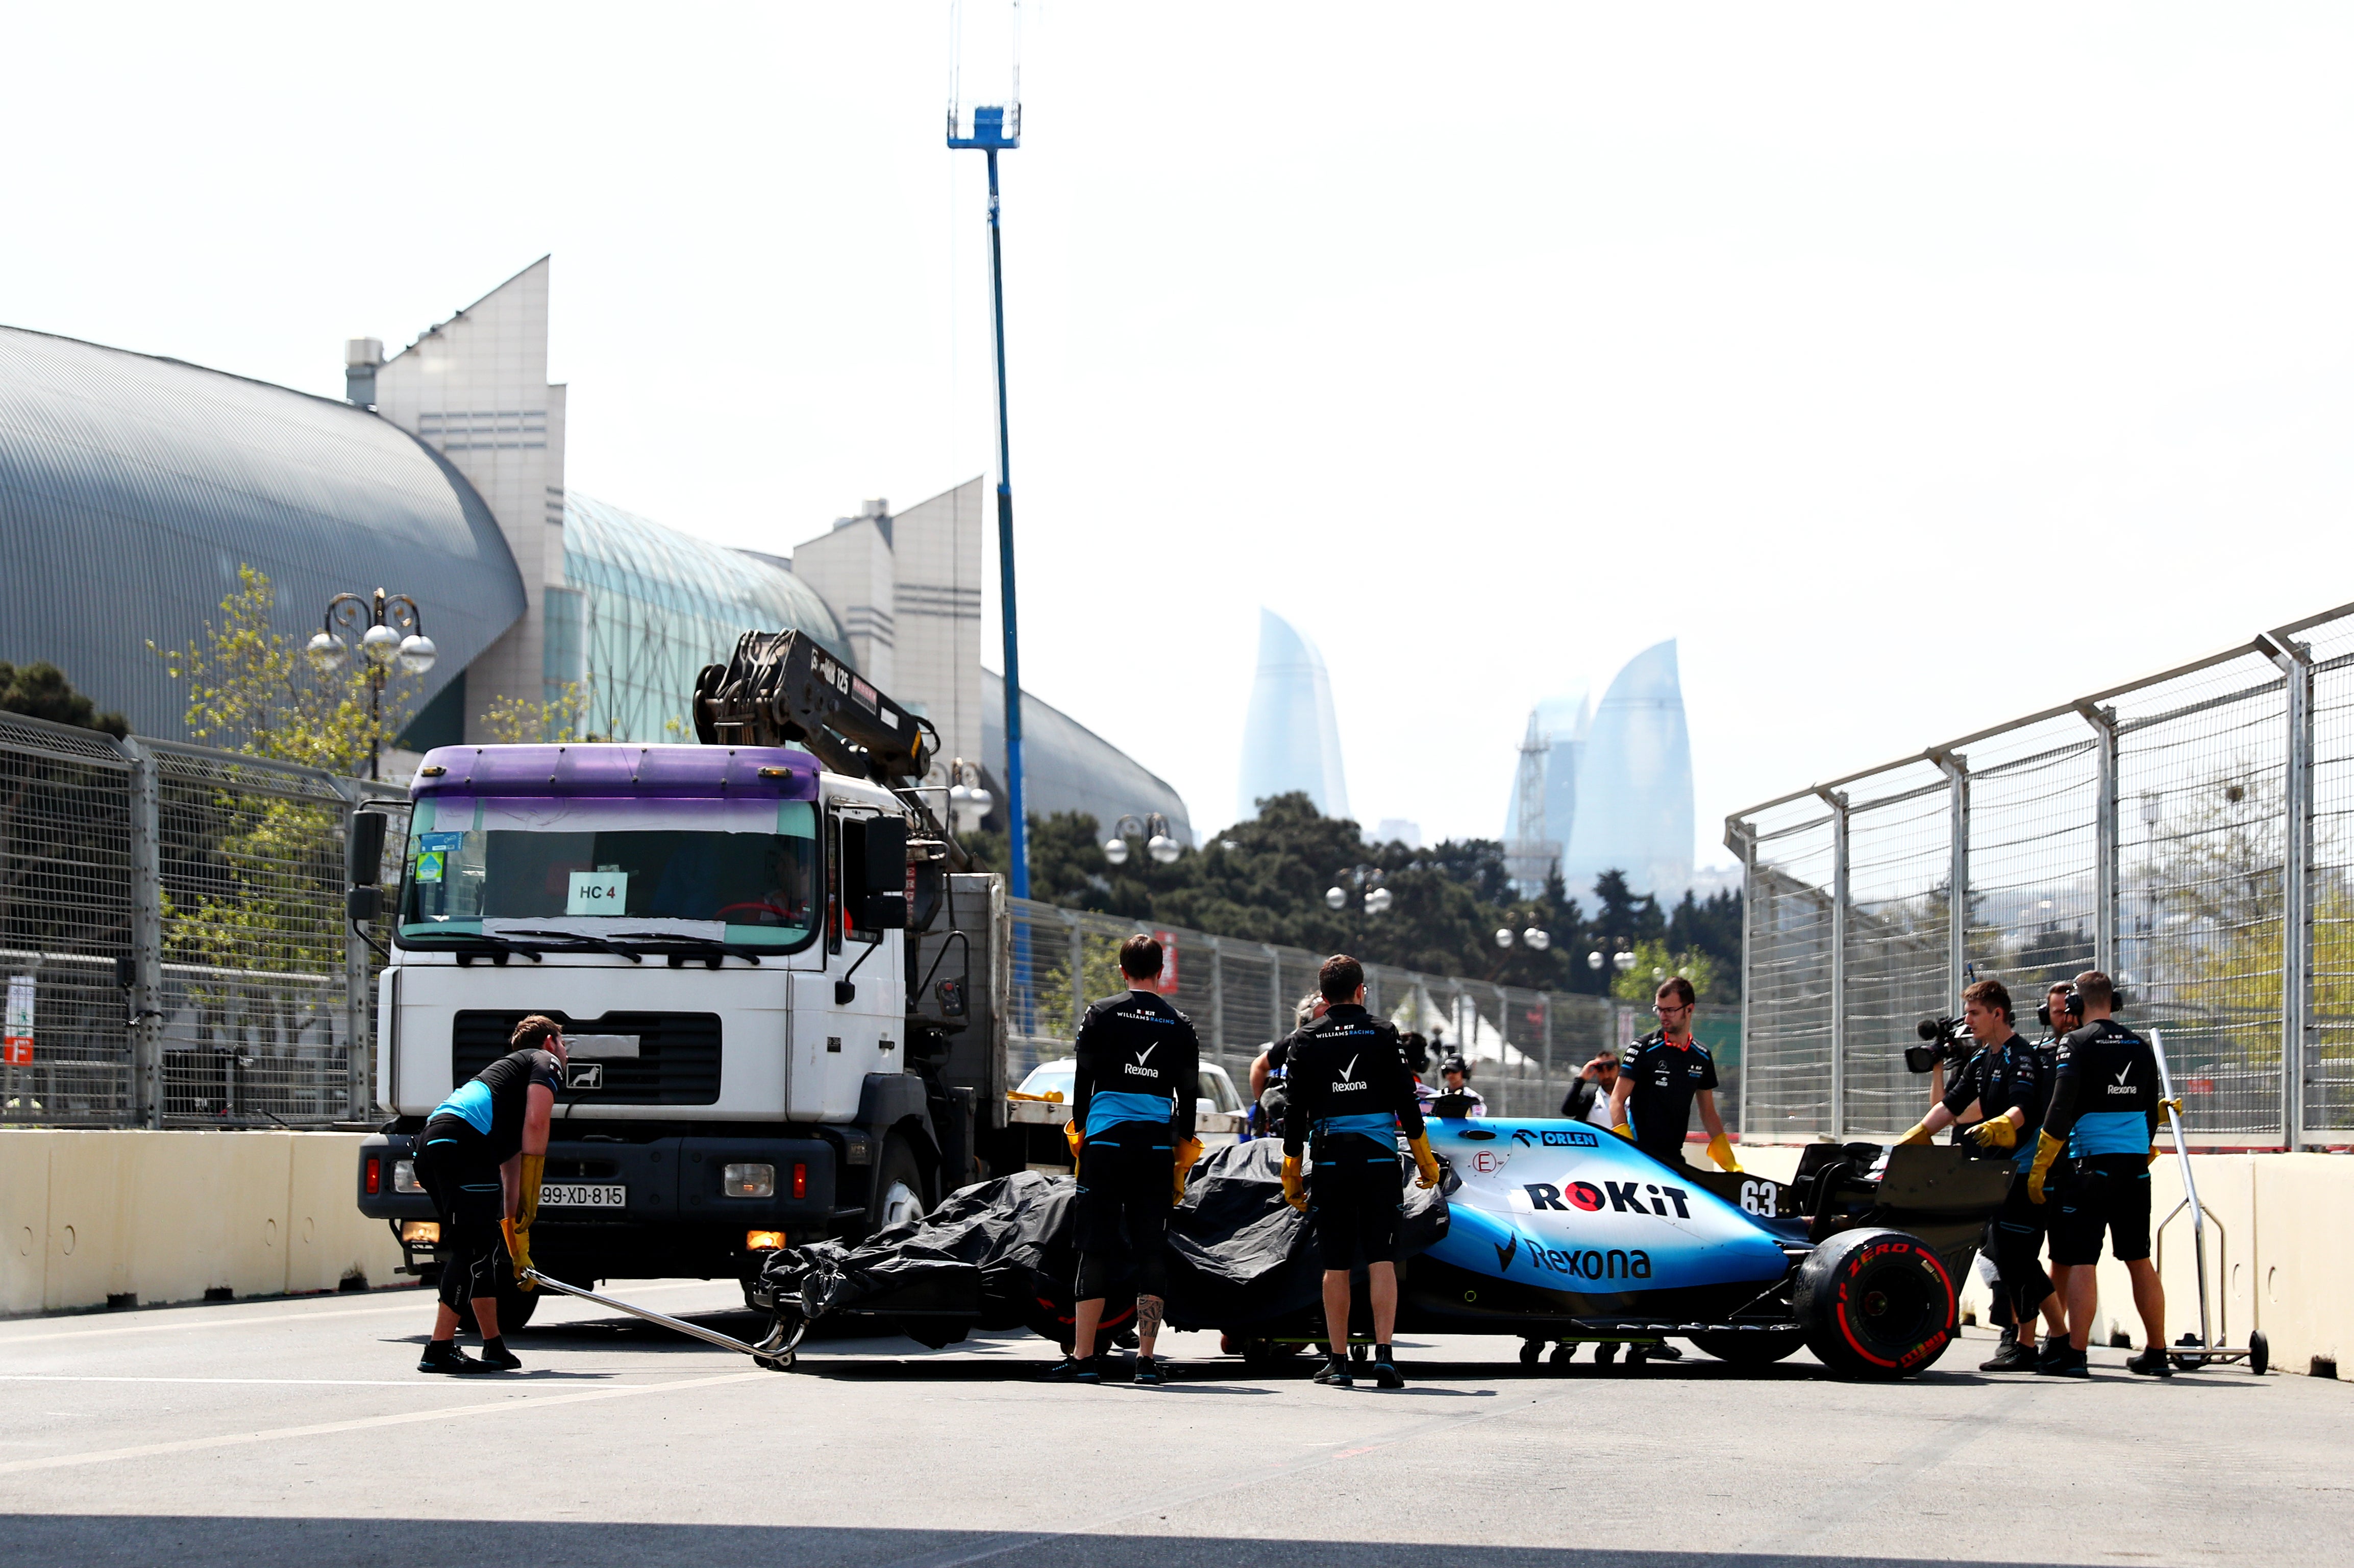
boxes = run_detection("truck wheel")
[1793,1228,1955,1380]
[866,1135,930,1237]
[495,1272,541,1333]
[1689,1329,1806,1368]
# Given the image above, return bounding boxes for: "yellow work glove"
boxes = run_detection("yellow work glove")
[502,1216,536,1286]
[2026,1131,2066,1204]
[1280,1153,1307,1212]
[1063,1117,1083,1160]
[1407,1133,1443,1190]
[1611,1123,1633,1140]
[517,1153,545,1230]
[1967,1118,2018,1153]
[1172,1135,1204,1203]
[1895,1122,1933,1147]
[1706,1134,1742,1173]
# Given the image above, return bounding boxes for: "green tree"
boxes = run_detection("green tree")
[1609,936,1722,1004]
[0,661,128,738]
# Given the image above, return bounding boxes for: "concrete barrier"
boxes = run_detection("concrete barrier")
[0,1130,407,1316]
[1714,1140,2353,1382]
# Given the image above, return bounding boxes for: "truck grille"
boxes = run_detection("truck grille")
[452,1011,722,1105]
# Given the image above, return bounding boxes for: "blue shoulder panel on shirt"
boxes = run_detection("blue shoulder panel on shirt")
[431,1079,494,1135]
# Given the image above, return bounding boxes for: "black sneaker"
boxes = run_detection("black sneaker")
[2037,1345,2092,1379]
[1979,1339,2042,1373]
[417,1340,483,1375]
[1373,1354,1404,1389]
[1314,1356,1354,1387]
[2125,1347,2174,1378]
[476,1337,522,1372]
[1043,1355,1100,1383]
[1133,1355,1165,1386]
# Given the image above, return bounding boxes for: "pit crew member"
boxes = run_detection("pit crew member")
[1609,976,1741,1175]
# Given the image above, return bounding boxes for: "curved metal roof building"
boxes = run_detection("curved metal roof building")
[0,326,524,738]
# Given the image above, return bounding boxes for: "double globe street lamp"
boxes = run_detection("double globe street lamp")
[307,589,435,781]
[1496,925,1551,952]
[1103,813,1181,867]
[1326,865,1392,916]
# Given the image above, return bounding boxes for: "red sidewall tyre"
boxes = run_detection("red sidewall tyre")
[1794,1228,1955,1380]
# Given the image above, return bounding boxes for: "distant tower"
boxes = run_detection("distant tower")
[1562,639,1694,899]
[1237,608,1350,822]
[1504,711,1559,897]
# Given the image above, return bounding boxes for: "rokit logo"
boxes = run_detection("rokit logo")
[1522,1180,1691,1218]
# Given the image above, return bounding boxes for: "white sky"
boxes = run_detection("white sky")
[7,4,2354,865]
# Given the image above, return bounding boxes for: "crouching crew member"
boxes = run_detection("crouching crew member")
[2027,971,2172,1378]
[1610,976,1741,1175]
[1893,978,2063,1371]
[1280,955,1443,1389]
[1052,934,1202,1386]
[414,1015,565,1374]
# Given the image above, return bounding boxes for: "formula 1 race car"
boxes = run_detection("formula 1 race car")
[725,1119,2008,1381]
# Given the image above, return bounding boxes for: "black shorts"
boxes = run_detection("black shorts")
[2048,1156,2151,1266]
[1307,1135,1404,1268]
[1074,1122,1173,1262]
[416,1117,506,1311]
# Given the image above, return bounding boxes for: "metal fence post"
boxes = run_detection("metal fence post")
[1813,788,1849,1139]
[1266,944,1283,1041]
[1540,990,1553,1112]
[2264,631,2315,1151]
[340,800,373,1123]
[123,738,164,1130]
[2079,703,2120,978]
[1930,749,1970,1005]
[1208,936,1225,1059]
[1725,818,1755,1141]
[1067,910,1085,1036]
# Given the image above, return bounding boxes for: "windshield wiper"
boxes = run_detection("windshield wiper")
[497,929,645,964]
[608,932,767,966]
[401,932,546,965]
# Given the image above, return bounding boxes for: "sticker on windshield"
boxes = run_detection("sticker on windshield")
[418,832,466,853]
[415,850,446,884]
[567,869,628,914]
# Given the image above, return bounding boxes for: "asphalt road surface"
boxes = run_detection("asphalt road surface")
[3,1280,2345,1567]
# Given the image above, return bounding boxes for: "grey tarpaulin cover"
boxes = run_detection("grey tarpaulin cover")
[756,1139,1447,1349]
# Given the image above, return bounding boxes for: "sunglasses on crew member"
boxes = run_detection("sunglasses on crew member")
[1653,1002,1691,1016]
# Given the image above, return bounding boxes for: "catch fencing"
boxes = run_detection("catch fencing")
[1002,901,1715,1126]
[1727,602,2354,1149]
[0,711,407,1129]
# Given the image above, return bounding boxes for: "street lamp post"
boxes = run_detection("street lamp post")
[307,589,435,781]
[1103,813,1181,867]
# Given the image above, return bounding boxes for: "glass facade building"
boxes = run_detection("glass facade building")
[1236,608,1350,823]
[559,492,847,743]
[1560,638,1695,899]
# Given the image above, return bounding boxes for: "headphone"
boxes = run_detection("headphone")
[2038,982,2128,1030]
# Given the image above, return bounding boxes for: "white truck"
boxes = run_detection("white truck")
[353,632,1013,1323]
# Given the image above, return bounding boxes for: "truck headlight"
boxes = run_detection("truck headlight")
[723,1162,776,1198]
[401,1221,440,1245]
[392,1159,425,1194]
[745,1230,786,1251]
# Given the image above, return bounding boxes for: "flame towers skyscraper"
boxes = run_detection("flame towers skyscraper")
[1237,608,1350,822]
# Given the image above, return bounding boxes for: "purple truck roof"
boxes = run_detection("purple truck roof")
[409,744,822,801]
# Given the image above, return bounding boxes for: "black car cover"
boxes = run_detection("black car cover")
[757,1139,1447,1349]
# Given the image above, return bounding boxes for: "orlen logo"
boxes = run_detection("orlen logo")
[1511,1128,1599,1148]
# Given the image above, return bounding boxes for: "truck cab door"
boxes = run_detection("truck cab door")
[786,805,906,1120]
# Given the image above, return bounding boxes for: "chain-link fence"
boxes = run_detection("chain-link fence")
[1728,602,2354,1148]
[0,711,406,1129]
[1002,900,1719,1126]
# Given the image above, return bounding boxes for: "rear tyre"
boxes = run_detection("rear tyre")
[2249,1330,2269,1377]
[1794,1228,1956,1381]
[1688,1329,1806,1368]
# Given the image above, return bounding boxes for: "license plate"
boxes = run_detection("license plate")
[540,1183,626,1208]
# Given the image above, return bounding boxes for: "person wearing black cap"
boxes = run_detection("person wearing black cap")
[1433,1054,1487,1117]
[1280,954,1443,1388]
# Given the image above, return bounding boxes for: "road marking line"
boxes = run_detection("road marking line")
[0,1368,772,1476]
[0,1375,463,1388]
[0,1282,727,1346]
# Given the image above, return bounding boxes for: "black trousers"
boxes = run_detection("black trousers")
[416,1117,505,1314]
[1986,1180,2056,1325]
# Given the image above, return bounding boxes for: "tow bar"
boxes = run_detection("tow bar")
[521,1268,805,1371]
[2148,1029,2268,1376]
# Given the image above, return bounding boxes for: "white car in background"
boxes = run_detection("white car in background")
[1010,1059,1248,1150]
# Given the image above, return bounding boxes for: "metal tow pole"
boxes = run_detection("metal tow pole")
[2146,1028,2268,1374]
[521,1268,802,1368]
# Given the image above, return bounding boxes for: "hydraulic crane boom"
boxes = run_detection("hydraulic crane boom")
[693,630,935,787]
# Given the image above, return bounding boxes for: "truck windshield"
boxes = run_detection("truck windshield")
[397,797,819,951]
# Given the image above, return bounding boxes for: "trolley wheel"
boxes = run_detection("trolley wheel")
[1519,1340,1543,1366]
[1350,1343,1369,1364]
[754,1347,796,1373]
[1547,1342,1575,1370]
[2249,1330,2269,1377]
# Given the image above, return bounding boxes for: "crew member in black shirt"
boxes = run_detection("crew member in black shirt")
[414,1014,566,1373]
[1280,955,1443,1389]
[1608,976,1741,1174]
[1893,978,2062,1371]
[2028,971,2171,1378]
[1051,934,1202,1386]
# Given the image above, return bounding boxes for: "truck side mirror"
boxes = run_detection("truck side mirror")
[348,810,388,889]
[855,817,908,930]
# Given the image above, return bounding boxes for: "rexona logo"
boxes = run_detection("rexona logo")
[1497,1230,1652,1281]
[1524,1180,1691,1218]
[1122,1063,1160,1078]
[1510,1128,1599,1148]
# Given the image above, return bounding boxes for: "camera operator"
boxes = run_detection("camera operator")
[1894,979,2063,1372]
